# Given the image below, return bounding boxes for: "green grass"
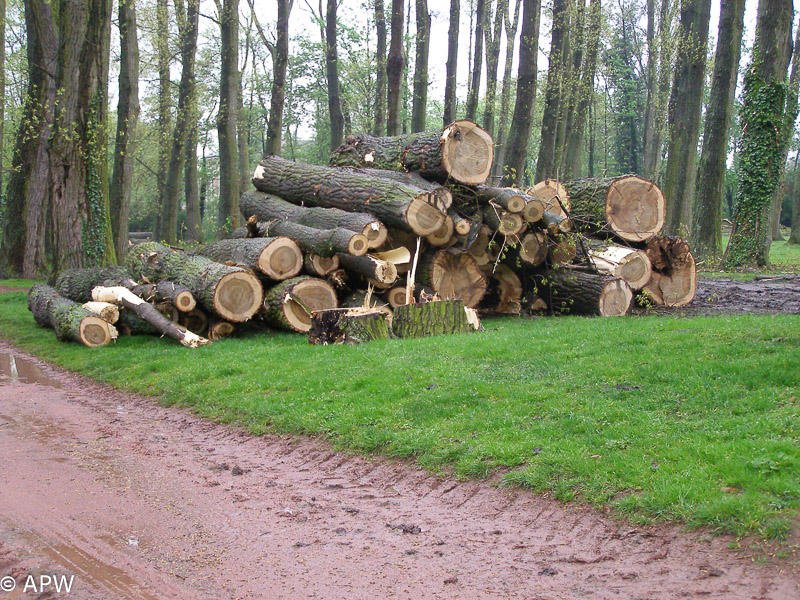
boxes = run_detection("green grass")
[0,286,798,541]
[701,234,800,279]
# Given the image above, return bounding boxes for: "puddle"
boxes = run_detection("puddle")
[0,353,62,388]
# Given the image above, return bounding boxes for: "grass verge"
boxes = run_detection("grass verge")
[0,285,798,541]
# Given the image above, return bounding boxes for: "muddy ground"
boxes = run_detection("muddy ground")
[0,339,797,600]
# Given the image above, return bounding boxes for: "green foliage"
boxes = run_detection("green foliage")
[82,92,109,267]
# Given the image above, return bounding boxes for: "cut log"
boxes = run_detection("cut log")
[208,319,236,340]
[563,176,665,242]
[304,253,340,277]
[82,301,120,324]
[644,235,692,273]
[425,215,455,247]
[528,179,571,217]
[392,300,481,338]
[417,250,487,308]
[28,285,117,347]
[522,198,546,223]
[261,219,368,257]
[328,120,494,185]
[548,238,578,267]
[518,231,548,266]
[481,264,522,315]
[473,186,527,213]
[54,267,132,303]
[588,246,652,291]
[155,301,180,323]
[538,211,573,235]
[352,168,454,212]
[337,253,398,285]
[92,286,210,347]
[199,237,304,280]
[153,281,196,312]
[263,276,339,333]
[467,226,497,267]
[642,253,697,307]
[179,308,209,335]
[125,242,263,323]
[239,190,388,249]
[449,209,473,236]
[482,206,526,237]
[534,269,634,316]
[309,308,392,345]
[386,285,410,308]
[252,155,446,236]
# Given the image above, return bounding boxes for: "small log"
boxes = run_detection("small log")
[518,231,548,266]
[534,269,634,316]
[386,285,410,308]
[588,246,652,291]
[54,267,132,303]
[304,253,341,277]
[548,238,578,266]
[252,156,446,236]
[180,308,209,335]
[329,120,494,185]
[538,210,573,234]
[92,286,210,347]
[240,190,388,248]
[641,252,697,307]
[199,237,303,280]
[154,281,196,312]
[28,285,117,347]
[417,250,488,308]
[338,253,398,285]
[309,308,392,345]
[116,310,158,336]
[482,206,526,237]
[473,186,527,213]
[425,215,455,247]
[208,319,236,340]
[449,209,473,236]
[467,225,498,267]
[82,301,120,324]
[392,300,481,338]
[563,176,665,242]
[263,276,339,333]
[527,179,571,217]
[262,219,369,257]
[522,198,546,223]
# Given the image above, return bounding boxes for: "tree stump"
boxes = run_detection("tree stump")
[392,300,481,338]
[309,308,392,345]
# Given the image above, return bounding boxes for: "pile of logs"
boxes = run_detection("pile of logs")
[29,119,696,348]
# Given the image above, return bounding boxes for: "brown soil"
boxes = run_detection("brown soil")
[0,286,28,293]
[0,341,797,599]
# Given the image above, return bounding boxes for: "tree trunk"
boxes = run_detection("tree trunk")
[790,164,800,244]
[329,121,494,185]
[162,0,199,244]
[723,0,794,269]
[465,0,485,121]
[662,0,712,235]
[482,0,507,138]
[417,249,487,308]
[185,111,203,242]
[53,266,131,303]
[309,308,392,345]
[0,0,5,218]
[110,0,140,262]
[126,242,263,322]
[264,0,292,154]
[492,0,522,179]
[534,269,633,316]
[392,300,479,338]
[325,0,344,151]
[690,0,745,261]
[218,0,241,237]
[374,0,388,135]
[443,0,460,125]
[28,285,117,346]
[240,190,388,248]
[199,237,303,280]
[500,0,541,187]
[410,0,430,132]
[534,0,570,182]
[153,0,171,240]
[263,276,339,332]
[386,0,406,135]
[641,0,657,180]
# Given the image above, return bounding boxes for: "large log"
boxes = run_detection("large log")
[588,246,652,291]
[125,242,263,322]
[417,250,488,308]
[534,269,634,316]
[328,120,494,186]
[252,155,446,236]
[480,264,522,315]
[263,276,339,333]
[353,168,454,212]
[518,231,548,266]
[309,308,392,345]
[642,253,697,307]
[563,176,665,242]
[644,235,692,273]
[392,300,481,338]
[199,237,303,280]
[239,190,388,249]
[54,267,131,303]
[28,285,117,347]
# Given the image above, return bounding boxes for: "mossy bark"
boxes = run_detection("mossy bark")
[309,309,392,344]
[392,300,476,338]
[28,284,115,346]
[54,267,132,303]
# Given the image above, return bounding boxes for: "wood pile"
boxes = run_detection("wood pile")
[30,119,696,347]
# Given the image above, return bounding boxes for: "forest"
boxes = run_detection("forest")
[0,0,798,279]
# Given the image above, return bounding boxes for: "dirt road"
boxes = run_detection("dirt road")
[0,340,797,600]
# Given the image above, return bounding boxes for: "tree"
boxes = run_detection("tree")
[492,0,522,178]
[0,0,5,210]
[110,0,140,260]
[410,0,430,132]
[326,0,344,150]
[500,0,541,186]
[465,0,485,122]
[723,0,794,269]
[691,0,746,260]
[374,0,387,134]
[153,0,171,240]
[482,0,506,137]
[218,0,241,235]
[386,0,406,135]
[662,0,712,235]
[442,0,459,124]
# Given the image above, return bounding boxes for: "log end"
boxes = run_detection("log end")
[348,233,370,256]
[528,179,571,217]
[441,120,494,186]
[522,199,545,222]
[617,250,652,291]
[305,253,341,277]
[374,259,399,285]
[79,316,117,347]
[643,253,697,307]
[174,291,197,313]
[425,216,455,247]
[599,279,634,317]
[280,278,339,333]
[213,271,264,322]
[429,251,487,308]
[260,236,304,280]
[453,217,472,236]
[386,286,410,308]
[606,176,666,242]
[519,231,548,266]
[362,221,389,249]
[405,196,447,236]
[498,212,526,237]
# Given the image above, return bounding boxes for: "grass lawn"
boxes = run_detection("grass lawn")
[0,284,797,543]
[700,234,800,279]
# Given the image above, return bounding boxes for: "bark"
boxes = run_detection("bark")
[790,164,800,244]
[185,111,203,242]
[263,276,339,332]
[199,237,303,280]
[374,0,388,135]
[641,240,696,307]
[691,0,745,261]
[0,0,57,277]
[162,0,199,244]
[309,308,392,344]
[465,0,486,121]
[492,0,522,179]
[662,0,712,235]
[533,269,633,316]
[326,0,344,151]
[154,0,171,240]
[218,0,241,236]
[410,0,430,132]
[261,221,369,257]
[253,156,446,235]
[54,266,132,303]
[534,0,570,182]
[338,253,398,284]
[131,280,197,313]
[265,0,292,155]
[723,0,794,268]
[554,0,579,174]
[125,242,263,322]
[28,284,117,346]
[110,0,140,261]
[386,0,406,135]
[392,300,479,338]
[500,0,541,186]
[482,0,507,138]
[443,0,460,125]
